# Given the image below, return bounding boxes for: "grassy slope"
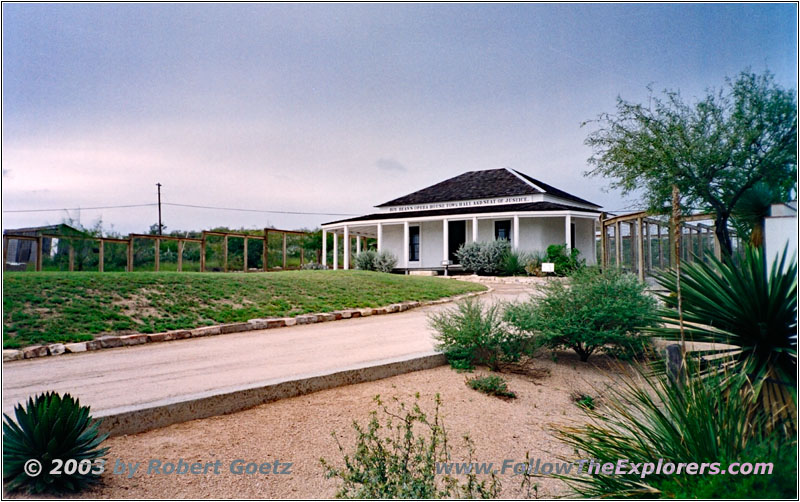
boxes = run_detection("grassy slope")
[3,270,485,348]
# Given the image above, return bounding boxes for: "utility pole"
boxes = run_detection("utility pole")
[156,183,163,235]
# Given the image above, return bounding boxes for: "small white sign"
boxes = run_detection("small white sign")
[541,262,555,273]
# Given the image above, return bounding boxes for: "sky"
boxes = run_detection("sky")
[2,3,797,235]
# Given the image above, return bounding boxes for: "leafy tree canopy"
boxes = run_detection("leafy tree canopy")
[584,70,796,254]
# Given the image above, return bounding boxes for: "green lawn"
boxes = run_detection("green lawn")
[3,270,485,348]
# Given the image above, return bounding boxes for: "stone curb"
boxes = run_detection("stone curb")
[94,351,448,437]
[3,288,490,363]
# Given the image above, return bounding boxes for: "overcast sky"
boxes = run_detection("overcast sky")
[2,3,797,235]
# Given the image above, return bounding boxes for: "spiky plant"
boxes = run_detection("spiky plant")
[3,392,109,494]
[554,365,796,498]
[652,244,797,432]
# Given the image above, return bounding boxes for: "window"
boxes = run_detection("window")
[494,220,511,241]
[409,225,420,261]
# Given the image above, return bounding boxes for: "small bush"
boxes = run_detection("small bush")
[545,244,584,276]
[429,297,533,371]
[523,250,546,276]
[3,392,109,494]
[301,262,327,270]
[456,240,511,275]
[466,375,517,399]
[505,268,656,362]
[374,250,398,273]
[354,250,378,271]
[500,250,530,276]
[320,394,500,498]
[571,392,595,410]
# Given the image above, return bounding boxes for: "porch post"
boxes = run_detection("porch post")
[472,217,478,242]
[442,219,449,263]
[343,226,350,270]
[565,214,572,250]
[512,215,520,250]
[377,223,383,252]
[321,229,327,267]
[356,234,361,255]
[333,231,339,270]
[403,221,409,269]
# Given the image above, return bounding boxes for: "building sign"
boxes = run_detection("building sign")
[384,195,536,213]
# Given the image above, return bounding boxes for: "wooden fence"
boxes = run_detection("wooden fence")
[598,211,742,280]
[2,228,312,273]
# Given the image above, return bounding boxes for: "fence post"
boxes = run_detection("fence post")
[614,221,621,267]
[154,238,160,272]
[98,240,104,272]
[268,228,269,272]
[68,242,75,272]
[177,240,184,272]
[665,343,685,387]
[300,248,304,266]
[282,233,287,268]
[599,215,606,268]
[637,218,644,281]
[223,235,228,272]
[36,236,43,272]
[2,236,9,271]
[243,236,248,271]
[127,238,133,272]
[200,234,206,272]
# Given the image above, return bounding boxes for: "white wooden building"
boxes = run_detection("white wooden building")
[321,168,602,272]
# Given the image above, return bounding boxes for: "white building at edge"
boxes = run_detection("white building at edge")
[320,168,603,272]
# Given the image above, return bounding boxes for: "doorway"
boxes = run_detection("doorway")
[448,220,466,264]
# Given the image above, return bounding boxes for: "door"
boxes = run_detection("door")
[448,220,466,264]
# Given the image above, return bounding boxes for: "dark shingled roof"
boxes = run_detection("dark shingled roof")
[376,168,600,209]
[324,201,598,226]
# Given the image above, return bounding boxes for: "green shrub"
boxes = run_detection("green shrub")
[3,392,109,494]
[320,395,500,498]
[354,250,378,271]
[572,393,595,410]
[500,250,531,276]
[523,250,547,276]
[430,297,533,371]
[466,375,517,399]
[374,250,398,273]
[652,245,797,431]
[505,268,656,362]
[455,240,511,275]
[554,366,796,498]
[545,244,584,276]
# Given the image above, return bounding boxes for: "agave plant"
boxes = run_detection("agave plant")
[3,392,109,494]
[554,365,795,498]
[652,244,797,431]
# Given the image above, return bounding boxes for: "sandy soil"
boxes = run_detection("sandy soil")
[58,351,627,499]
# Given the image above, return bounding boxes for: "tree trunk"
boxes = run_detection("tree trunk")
[714,213,733,256]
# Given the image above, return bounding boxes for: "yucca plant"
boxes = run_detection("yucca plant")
[3,392,109,494]
[555,365,796,498]
[651,244,797,431]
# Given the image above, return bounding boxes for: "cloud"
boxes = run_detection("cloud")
[375,158,407,172]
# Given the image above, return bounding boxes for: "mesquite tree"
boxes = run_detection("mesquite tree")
[584,70,796,255]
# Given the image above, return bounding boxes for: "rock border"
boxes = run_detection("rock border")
[2,288,490,363]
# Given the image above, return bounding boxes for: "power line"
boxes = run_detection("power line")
[2,203,157,213]
[162,202,356,216]
[2,201,357,217]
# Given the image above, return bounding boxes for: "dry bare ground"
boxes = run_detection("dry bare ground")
[68,351,626,499]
